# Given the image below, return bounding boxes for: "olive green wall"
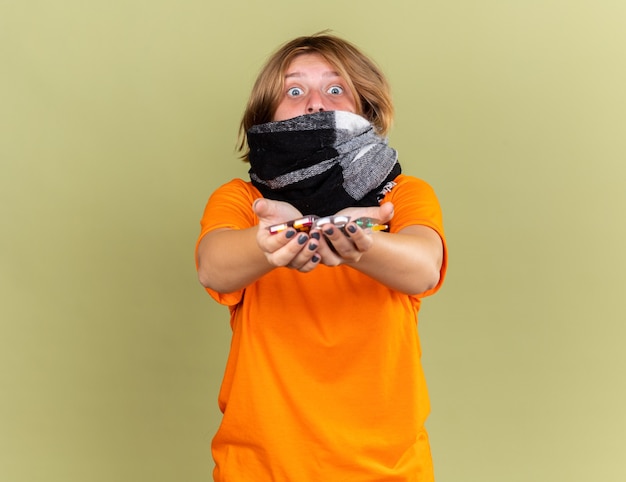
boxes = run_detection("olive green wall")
[2,1,625,481]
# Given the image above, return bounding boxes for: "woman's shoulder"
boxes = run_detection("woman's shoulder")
[210,178,261,200]
[393,174,434,189]
[217,177,255,191]
[387,174,438,200]
[384,173,444,229]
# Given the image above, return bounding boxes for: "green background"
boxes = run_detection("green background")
[2,1,625,481]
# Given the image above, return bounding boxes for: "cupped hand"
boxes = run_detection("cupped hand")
[253,198,322,272]
[315,202,395,266]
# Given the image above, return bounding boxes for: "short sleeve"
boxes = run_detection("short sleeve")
[384,175,448,298]
[195,179,262,306]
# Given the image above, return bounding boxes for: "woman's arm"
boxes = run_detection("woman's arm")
[196,198,321,293]
[197,226,272,293]
[347,225,443,295]
[315,203,444,295]
[197,196,444,295]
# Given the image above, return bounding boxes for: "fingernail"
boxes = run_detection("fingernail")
[285,230,295,239]
[308,242,317,251]
[310,232,320,240]
[312,255,320,263]
[324,227,334,236]
[347,225,357,234]
[297,234,308,245]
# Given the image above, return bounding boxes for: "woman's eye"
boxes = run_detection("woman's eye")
[287,87,304,97]
[327,85,344,95]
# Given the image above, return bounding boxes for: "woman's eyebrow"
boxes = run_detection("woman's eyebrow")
[284,70,341,79]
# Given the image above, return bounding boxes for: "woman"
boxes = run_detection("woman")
[196,32,448,481]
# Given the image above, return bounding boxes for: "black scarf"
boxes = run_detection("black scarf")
[247,111,401,217]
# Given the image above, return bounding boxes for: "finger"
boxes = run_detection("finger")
[252,198,270,219]
[335,202,395,225]
[343,222,374,251]
[311,231,342,266]
[320,224,360,262]
[253,198,302,227]
[254,198,284,228]
[320,224,367,262]
[288,232,320,269]
[379,201,394,223]
[297,252,322,273]
[290,236,323,272]
[263,232,311,267]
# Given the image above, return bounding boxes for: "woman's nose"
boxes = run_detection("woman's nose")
[306,92,325,113]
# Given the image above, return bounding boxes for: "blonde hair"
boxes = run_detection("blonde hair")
[238,32,394,159]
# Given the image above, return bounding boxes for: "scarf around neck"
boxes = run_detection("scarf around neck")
[247,111,401,217]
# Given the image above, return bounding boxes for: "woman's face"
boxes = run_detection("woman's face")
[273,53,358,122]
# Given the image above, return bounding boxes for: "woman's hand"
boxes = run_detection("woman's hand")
[253,198,322,273]
[314,202,395,266]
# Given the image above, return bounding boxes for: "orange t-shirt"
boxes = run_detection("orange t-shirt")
[196,174,447,481]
